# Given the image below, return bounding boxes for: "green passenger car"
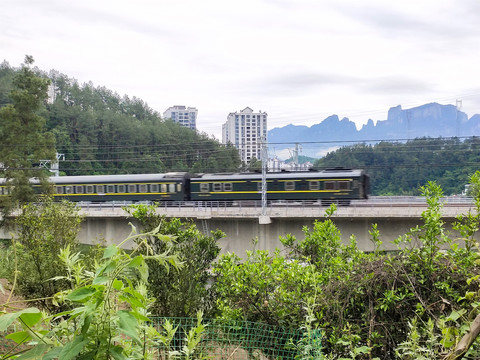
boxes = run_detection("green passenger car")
[189,169,369,204]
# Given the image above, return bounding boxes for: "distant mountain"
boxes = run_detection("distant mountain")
[268,103,480,159]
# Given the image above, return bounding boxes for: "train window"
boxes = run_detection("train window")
[176,184,182,192]
[139,184,147,193]
[65,186,73,194]
[324,181,336,190]
[97,185,105,193]
[150,184,159,192]
[118,185,126,193]
[168,183,176,193]
[75,186,84,194]
[128,184,137,193]
[200,183,209,193]
[213,183,222,192]
[161,184,167,193]
[86,185,94,194]
[223,183,233,191]
[309,181,320,190]
[107,185,115,193]
[257,182,262,191]
[338,181,350,190]
[284,181,295,191]
[56,186,63,194]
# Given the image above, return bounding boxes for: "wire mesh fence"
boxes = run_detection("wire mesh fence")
[0,317,321,359]
[151,317,322,360]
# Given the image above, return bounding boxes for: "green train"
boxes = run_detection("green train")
[0,168,369,205]
[189,168,369,205]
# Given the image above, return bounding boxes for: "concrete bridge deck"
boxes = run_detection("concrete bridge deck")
[76,197,478,254]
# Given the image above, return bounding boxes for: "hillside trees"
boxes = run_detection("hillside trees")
[45,70,241,175]
[315,137,480,195]
[0,56,56,218]
[0,62,241,176]
[0,61,15,108]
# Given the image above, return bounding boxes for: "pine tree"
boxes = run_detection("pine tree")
[0,55,56,220]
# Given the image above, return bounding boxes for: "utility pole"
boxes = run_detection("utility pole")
[259,136,271,224]
[261,137,267,216]
[289,143,302,170]
[39,153,65,176]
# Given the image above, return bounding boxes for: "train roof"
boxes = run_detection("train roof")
[49,172,189,184]
[191,169,365,181]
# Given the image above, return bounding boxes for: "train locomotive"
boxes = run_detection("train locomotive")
[1,168,369,205]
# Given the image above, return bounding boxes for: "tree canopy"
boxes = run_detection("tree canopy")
[0,60,241,177]
[0,56,56,217]
[314,137,480,195]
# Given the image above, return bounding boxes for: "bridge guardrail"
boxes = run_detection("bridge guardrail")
[78,196,476,219]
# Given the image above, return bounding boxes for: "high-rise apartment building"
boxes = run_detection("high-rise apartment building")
[163,105,197,130]
[222,107,267,163]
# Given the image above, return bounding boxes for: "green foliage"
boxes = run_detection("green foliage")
[453,171,480,252]
[288,296,323,360]
[0,225,187,360]
[244,157,261,172]
[126,204,222,317]
[394,181,450,276]
[0,56,56,219]
[315,180,480,358]
[44,70,241,174]
[0,61,241,175]
[213,248,321,328]
[280,204,364,283]
[284,155,317,165]
[395,317,440,359]
[6,199,83,312]
[211,178,480,358]
[156,313,209,360]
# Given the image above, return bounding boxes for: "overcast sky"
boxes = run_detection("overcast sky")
[2,0,480,140]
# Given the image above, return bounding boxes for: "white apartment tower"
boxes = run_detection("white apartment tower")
[163,105,197,130]
[222,107,267,163]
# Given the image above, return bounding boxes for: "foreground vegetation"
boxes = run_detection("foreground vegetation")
[2,172,480,359]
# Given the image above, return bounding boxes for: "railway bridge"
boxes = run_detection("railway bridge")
[75,196,478,254]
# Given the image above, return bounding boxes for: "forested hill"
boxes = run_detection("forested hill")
[314,137,480,196]
[0,61,241,175]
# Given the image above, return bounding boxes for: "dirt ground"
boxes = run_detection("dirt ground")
[0,279,28,312]
[0,279,31,356]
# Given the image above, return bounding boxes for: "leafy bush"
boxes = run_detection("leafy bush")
[7,199,83,312]
[126,204,222,317]
[0,225,191,359]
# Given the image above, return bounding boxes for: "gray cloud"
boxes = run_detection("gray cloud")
[256,72,360,96]
[33,0,178,40]
[359,77,433,95]
[336,3,479,40]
